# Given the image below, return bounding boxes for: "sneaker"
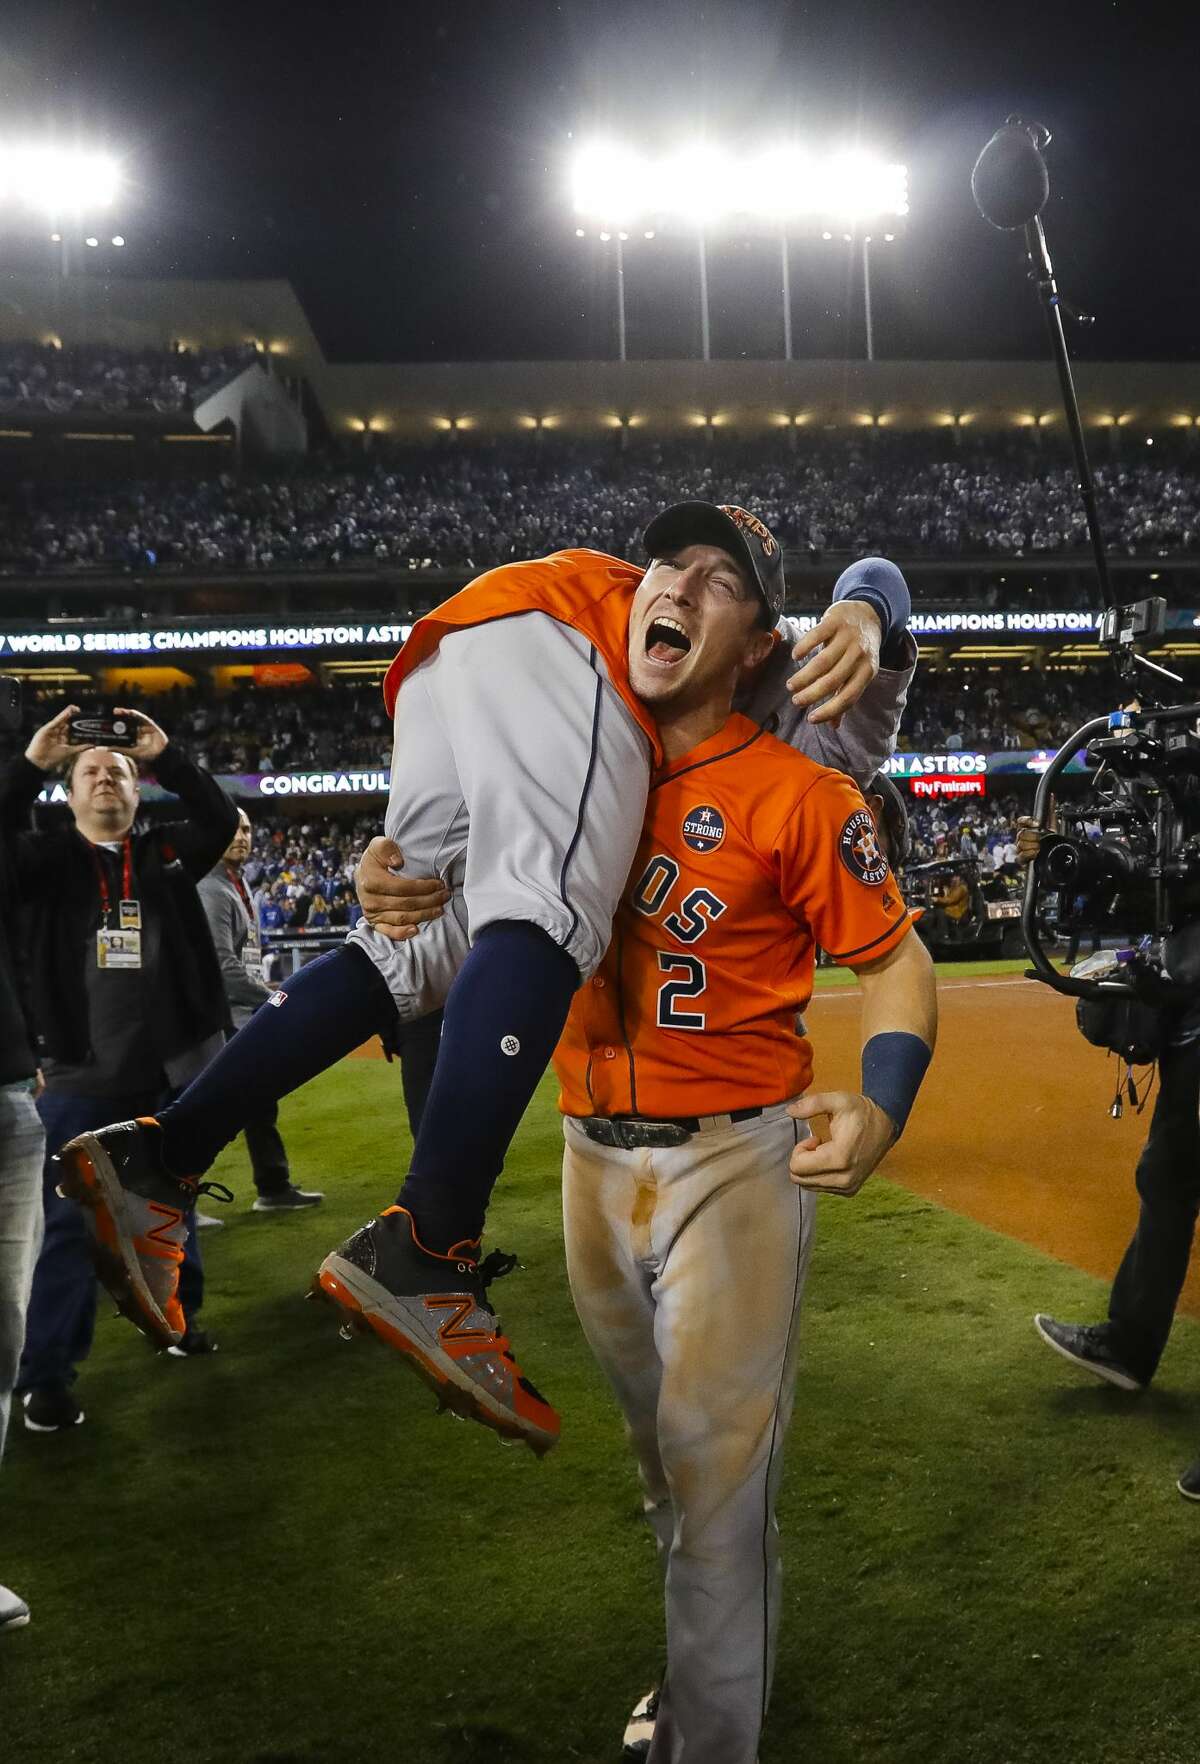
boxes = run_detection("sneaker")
[312,1206,560,1457]
[1032,1315,1147,1392]
[22,1388,85,1433]
[194,1211,226,1229]
[1178,1457,1200,1502]
[622,1687,660,1760]
[252,1183,324,1212]
[165,1327,218,1359]
[54,1118,232,1350]
[0,1585,30,1631]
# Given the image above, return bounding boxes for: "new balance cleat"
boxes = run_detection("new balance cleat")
[55,1119,231,1350]
[312,1206,560,1456]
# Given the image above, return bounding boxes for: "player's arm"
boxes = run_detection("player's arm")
[788,929,936,1195]
[744,559,916,789]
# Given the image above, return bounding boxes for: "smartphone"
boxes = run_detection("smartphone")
[67,713,139,749]
[0,676,20,735]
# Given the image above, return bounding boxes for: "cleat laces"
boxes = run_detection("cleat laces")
[473,1249,522,1366]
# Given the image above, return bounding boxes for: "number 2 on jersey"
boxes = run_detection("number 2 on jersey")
[656,951,707,1030]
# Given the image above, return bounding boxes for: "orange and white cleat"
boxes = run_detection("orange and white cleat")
[313,1206,560,1457]
[54,1119,230,1350]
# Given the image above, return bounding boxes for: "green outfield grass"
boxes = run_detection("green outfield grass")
[5,1062,1200,1763]
[815,955,1033,988]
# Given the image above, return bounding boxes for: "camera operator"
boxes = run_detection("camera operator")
[0,726,44,1630]
[10,704,237,1431]
[198,808,323,1212]
[1016,815,1200,1501]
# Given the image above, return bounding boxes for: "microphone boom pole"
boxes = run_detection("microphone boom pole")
[972,116,1115,615]
[1021,207,1114,612]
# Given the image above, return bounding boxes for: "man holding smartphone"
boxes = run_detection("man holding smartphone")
[9,703,237,1428]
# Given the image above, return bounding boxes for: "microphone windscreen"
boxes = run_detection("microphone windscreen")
[971,125,1049,230]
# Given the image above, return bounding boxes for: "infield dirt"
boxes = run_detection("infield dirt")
[807,970,1200,1318]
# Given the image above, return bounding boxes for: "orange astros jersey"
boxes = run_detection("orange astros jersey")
[555,712,913,1119]
[382,548,661,759]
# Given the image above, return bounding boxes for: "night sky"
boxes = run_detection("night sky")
[0,0,1188,364]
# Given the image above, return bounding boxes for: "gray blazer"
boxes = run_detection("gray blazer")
[198,864,272,1030]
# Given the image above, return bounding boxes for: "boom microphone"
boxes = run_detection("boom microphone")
[971,119,1050,230]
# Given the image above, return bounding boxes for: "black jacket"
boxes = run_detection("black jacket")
[2,745,238,1067]
[0,760,37,1084]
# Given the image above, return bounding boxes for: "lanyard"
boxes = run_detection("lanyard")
[226,863,255,920]
[90,836,134,923]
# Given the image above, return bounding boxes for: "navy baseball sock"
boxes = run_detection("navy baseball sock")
[397,921,579,1253]
[157,945,398,1175]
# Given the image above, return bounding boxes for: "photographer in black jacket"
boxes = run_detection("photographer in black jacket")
[1016,817,1200,1502]
[0,740,43,1629]
[9,704,237,1430]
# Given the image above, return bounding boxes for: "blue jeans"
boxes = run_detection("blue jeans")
[17,1088,204,1396]
[0,1083,43,1458]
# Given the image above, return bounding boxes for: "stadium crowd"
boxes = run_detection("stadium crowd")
[904,796,1025,870]
[2,434,1199,576]
[242,814,368,938]
[0,340,261,418]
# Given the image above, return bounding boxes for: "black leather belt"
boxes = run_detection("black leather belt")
[574,1108,764,1151]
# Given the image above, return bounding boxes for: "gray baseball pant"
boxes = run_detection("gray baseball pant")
[0,1083,44,1461]
[562,1102,815,1764]
[350,611,650,1014]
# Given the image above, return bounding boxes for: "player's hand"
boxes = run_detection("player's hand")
[24,704,81,772]
[355,836,449,942]
[114,707,169,761]
[786,601,882,727]
[786,1091,896,1195]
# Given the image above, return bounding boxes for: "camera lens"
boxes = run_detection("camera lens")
[1042,839,1090,888]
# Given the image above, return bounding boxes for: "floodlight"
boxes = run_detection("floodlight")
[85,236,98,248]
[821,151,908,222]
[570,142,646,225]
[652,144,734,226]
[111,235,124,247]
[0,146,121,215]
[746,147,812,222]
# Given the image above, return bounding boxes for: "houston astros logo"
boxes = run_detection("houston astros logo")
[839,808,889,886]
[720,505,777,557]
[682,804,726,853]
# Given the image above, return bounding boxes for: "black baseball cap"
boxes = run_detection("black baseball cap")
[642,501,786,622]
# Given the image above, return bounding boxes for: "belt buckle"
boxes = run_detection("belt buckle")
[618,1119,690,1149]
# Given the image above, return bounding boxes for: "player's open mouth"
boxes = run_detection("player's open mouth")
[645,616,692,666]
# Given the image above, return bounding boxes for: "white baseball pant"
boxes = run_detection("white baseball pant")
[562,1102,816,1764]
[349,611,651,1017]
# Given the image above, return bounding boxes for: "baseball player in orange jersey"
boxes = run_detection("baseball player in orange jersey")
[555,673,935,1764]
[57,506,915,1460]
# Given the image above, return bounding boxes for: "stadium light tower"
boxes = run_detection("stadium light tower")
[569,141,908,361]
[0,144,123,275]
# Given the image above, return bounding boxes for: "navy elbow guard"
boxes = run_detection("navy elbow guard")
[861,1032,932,1138]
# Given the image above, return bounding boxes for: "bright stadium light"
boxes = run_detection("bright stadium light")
[570,142,647,226]
[567,139,908,362]
[568,140,907,227]
[0,145,121,215]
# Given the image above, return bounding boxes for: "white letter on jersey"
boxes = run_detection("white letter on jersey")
[632,855,679,916]
[656,952,707,1030]
[663,888,727,946]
